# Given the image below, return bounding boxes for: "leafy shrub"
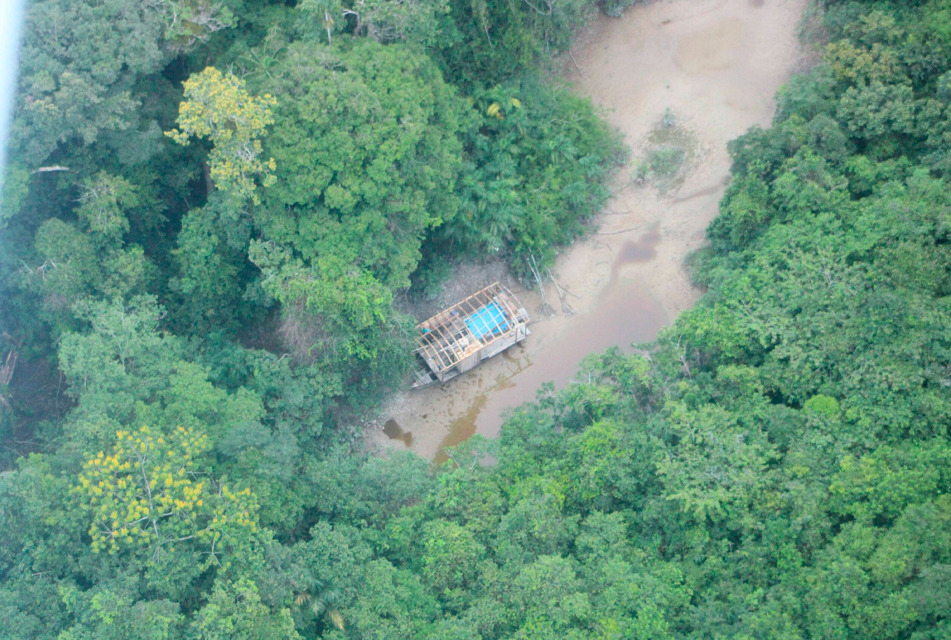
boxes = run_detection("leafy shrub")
[602,0,653,19]
[440,75,625,275]
[632,117,696,193]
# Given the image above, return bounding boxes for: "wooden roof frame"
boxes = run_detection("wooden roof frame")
[415,282,528,375]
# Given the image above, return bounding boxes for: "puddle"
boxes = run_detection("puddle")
[612,223,661,280]
[430,347,528,464]
[383,418,414,447]
[433,394,489,465]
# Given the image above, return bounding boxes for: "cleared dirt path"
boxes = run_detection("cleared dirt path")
[373,0,811,461]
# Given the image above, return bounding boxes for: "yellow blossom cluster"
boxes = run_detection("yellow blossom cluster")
[486,97,521,120]
[200,484,260,550]
[165,67,278,204]
[73,426,257,557]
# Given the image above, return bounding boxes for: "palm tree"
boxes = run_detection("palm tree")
[294,572,344,632]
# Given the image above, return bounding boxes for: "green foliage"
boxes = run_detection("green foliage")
[443,77,624,272]
[31,218,104,306]
[75,173,140,242]
[255,41,465,291]
[420,519,484,597]
[601,0,652,19]
[11,0,172,167]
[168,196,252,335]
[17,170,157,334]
[436,0,598,87]
[189,578,300,640]
[0,165,31,226]
[8,1,951,639]
[57,588,183,640]
[244,40,467,392]
[155,0,237,51]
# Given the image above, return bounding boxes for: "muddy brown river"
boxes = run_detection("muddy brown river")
[372,0,810,461]
[386,272,668,464]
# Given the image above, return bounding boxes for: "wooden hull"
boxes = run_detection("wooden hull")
[411,325,530,389]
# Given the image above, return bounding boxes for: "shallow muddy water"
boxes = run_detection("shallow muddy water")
[374,0,810,461]
[432,275,668,463]
[383,418,414,447]
[612,223,662,277]
[382,266,668,461]
[385,274,667,462]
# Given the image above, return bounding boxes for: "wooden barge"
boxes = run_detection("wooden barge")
[412,282,530,389]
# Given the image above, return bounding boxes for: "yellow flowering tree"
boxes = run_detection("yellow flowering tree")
[166,68,277,204]
[73,425,258,565]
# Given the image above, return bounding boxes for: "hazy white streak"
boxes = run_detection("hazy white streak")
[0,0,26,199]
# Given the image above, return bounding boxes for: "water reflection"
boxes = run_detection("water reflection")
[383,418,414,447]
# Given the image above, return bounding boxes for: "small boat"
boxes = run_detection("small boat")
[412,282,530,389]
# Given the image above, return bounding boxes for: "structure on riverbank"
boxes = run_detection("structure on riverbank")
[412,283,530,388]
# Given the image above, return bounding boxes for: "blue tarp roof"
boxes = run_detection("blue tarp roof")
[465,302,509,340]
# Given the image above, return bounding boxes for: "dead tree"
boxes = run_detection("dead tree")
[546,269,576,316]
[526,254,555,316]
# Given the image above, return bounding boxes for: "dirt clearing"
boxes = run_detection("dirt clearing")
[372,0,811,460]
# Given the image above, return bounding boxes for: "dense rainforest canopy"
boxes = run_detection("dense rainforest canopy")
[1,0,950,638]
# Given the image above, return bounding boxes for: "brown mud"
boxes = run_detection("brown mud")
[372,0,810,461]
